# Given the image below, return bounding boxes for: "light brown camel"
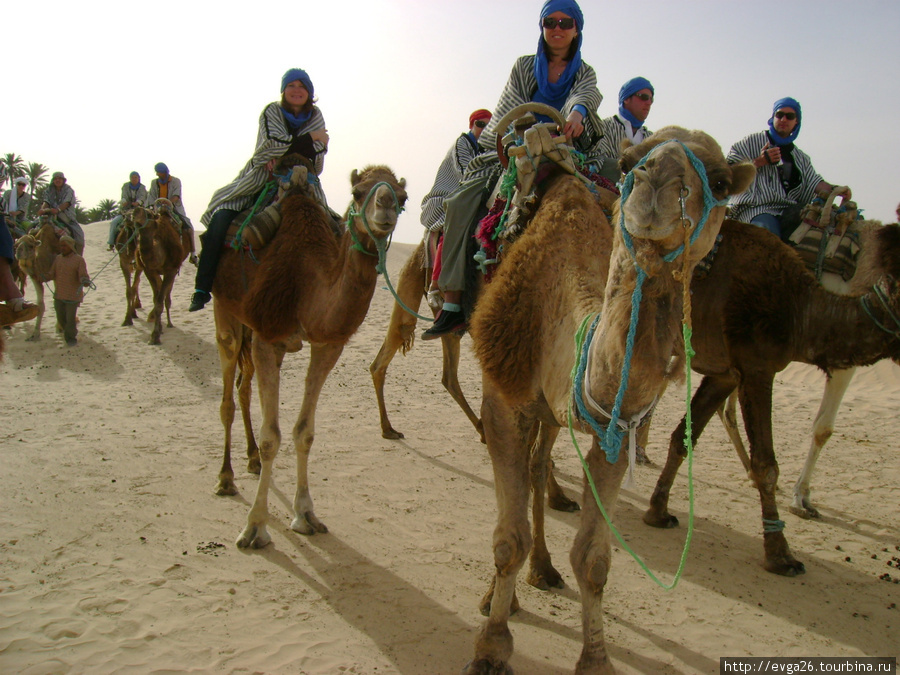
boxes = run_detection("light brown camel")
[716,220,900,518]
[464,127,755,674]
[117,207,144,326]
[642,219,900,576]
[14,216,61,341]
[211,165,408,549]
[133,199,190,345]
[368,236,579,512]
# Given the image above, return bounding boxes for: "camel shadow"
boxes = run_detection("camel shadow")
[240,481,574,675]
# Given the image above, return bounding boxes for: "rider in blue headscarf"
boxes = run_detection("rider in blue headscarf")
[766,96,801,146]
[618,76,654,130]
[533,1,585,111]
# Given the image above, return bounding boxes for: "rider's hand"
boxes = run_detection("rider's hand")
[310,129,329,146]
[562,111,584,141]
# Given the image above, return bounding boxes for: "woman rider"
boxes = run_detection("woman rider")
[423,0,602,338]
[189,68,329,312]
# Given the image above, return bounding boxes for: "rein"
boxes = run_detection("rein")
[860,281,900,337]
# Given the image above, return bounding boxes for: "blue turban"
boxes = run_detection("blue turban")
[533,0,584,112]
[129,171,140,179]
[767,97,802,146]
[281,68,314,98]
[154,162,168,174]
[617,76,654,129]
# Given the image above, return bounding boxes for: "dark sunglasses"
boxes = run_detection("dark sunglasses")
[774,111,796,121]
[542,17,575,30]
[474,120,488,128]
[633,92,653,102]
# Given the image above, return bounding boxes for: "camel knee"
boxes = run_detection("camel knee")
[493,531,531,575]
[571,541,610,593]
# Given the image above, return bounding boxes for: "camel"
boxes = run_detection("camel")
[464,127,755,674]
[642,219,900,577]
[116,207,144,325]
[133,199,190,345]
[14,216,61,341]
[211,165,408,550]
[368,236,581,512]
[716,220,900,518]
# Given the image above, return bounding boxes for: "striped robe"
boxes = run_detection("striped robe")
[118,182,148,213]
[201,102,327,226]
[42,184,76,225]
[463,54,603,182]
[420,133,481,232]
[727,131,822,224]
[148,175,188,220]
[595,115,652,162]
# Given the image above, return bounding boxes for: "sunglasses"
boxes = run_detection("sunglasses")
[542,17,575,30]
[474,120,488,128]
[774,111,797,121]
[632,92,653,102]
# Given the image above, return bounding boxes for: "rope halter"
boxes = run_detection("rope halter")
[346,180,405,264]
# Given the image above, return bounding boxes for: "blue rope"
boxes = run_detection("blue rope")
[577,138,728,463]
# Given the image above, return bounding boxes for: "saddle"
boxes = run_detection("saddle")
[787,187,862,281]
[474,114,619,280]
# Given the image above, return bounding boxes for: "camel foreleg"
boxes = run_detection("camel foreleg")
[25,279,45,341]
[718,391,753,478]
[237,329,260,476]
[290,341,344,536]
[526,422,565,591]
[236,338,286,549]
[738,376,805,576]
[465,388,531,675]
[570,436,628,675]
[644,374,736,528]
[790,368,855,518]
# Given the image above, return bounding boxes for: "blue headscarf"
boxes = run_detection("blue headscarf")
[533,0,584,111]
[767,97,802,146]
[154,162,168,174]
[281,68,314,98]
[617,76,654,129]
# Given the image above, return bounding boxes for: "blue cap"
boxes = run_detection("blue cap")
[281,68,314,98]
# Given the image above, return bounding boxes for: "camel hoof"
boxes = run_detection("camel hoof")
[122,318,133,327]
[215,480,238,497]
[462,659,513,675]
[643,510,679,528]
[548,492,580,512]
[575,651,616,674]
[291,513,328,535]
[382,428,404,440]
[25,334,39,342]
[149,335,161,346]
[236,525,270,549]
[788,503,820,520]
[764,558,806,577]
[527,565,564,591]
[246,458,261,475]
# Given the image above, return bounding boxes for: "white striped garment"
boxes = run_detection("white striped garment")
[420,133,481,232]
[727,131,822,224]
[463,54,603,182]
[595,115,652,163]
[201,102,327,225]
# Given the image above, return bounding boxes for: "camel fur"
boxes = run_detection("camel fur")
[210,165,408,550]
[643,220,900,576]
[14,218,62,341]
[716,220,900,518]
[463,127,755,674]
[133,200,190,345]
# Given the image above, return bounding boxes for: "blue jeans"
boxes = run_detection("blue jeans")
[108,215,125,246]
[751,213,782,238]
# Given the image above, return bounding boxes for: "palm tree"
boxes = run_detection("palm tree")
[25,162,49,194]
[92,199,118,221]
[2,153,26,181]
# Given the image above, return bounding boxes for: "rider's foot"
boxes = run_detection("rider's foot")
[422,309,466,340]
[188,290,211,312]
[189,254,199,266]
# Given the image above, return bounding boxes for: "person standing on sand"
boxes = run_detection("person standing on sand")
[47,234,90,347]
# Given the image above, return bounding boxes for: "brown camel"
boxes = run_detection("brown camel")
[464,127,755,674]
[642,219,900,577]
[133,199,189,345]
[117,207,144,325]
[14,216,61,341]
[211,165,408,550]
[716,220,900,518]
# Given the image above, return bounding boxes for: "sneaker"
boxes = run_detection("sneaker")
[188,290,211,312]
[422,309,466,341]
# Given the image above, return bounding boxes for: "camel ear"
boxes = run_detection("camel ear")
[398,178,406,189]
[350,169,360,186]
[729,162,756,196]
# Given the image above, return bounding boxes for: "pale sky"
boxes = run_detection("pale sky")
[6,0,899,245]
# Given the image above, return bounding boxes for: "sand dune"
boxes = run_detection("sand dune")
[1,222,897,674]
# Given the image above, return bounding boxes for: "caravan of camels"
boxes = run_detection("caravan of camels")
[3,11,898,673]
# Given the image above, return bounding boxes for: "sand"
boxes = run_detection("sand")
[1,222,898,674]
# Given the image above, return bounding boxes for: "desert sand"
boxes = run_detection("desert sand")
[1,222,898,674]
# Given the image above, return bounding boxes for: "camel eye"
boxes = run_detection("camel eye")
[708,174,730,197]
[353,189,365,202]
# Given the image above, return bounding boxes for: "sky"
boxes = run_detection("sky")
[5,0,899,245]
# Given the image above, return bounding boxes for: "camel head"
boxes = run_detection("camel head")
[348,165,407,242]
[618,126,755,269]
[14,234,39,263]
[153,198,174,216]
